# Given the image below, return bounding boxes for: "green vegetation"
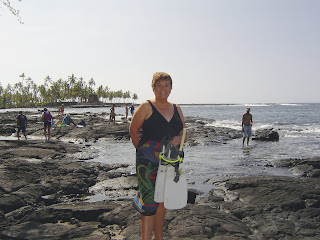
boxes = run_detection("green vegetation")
[0,73,138,108]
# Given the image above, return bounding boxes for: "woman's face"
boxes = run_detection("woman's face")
[153,79,172,100]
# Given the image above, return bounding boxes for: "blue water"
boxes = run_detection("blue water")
[2,103,320,196]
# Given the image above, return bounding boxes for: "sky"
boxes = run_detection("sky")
[0,0,319,104]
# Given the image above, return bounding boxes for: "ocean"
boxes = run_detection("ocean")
[2,103,320,196]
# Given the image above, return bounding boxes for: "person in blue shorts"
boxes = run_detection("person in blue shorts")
[130,103,135,116]
[129,72,187,240]
[242,107,253,147]
[125,103,129,122]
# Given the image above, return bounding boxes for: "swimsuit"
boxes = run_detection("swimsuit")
[132,100,183,216]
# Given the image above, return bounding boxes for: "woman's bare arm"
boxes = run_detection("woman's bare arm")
[129,102,151,148]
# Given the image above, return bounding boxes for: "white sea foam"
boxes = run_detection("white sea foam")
[206,120,240,130]
[279,103,301,106]
[255,123,273,130]
[299,125,320,134]
[244,103,271,107]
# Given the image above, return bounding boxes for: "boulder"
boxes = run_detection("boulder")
[253,128,279,141]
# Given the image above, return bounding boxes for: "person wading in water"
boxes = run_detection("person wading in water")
[242,107,253,147]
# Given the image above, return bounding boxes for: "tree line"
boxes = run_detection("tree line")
[0,73,138,108]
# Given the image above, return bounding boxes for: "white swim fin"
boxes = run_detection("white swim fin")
[164,163,187,210]
[154,161,167,203]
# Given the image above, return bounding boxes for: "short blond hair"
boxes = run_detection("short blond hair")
[151,72,172,89]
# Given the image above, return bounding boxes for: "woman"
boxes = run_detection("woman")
[129,72,187,240]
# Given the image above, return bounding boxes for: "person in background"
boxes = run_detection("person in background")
[16,111,28,140]
[42,108,53,141]
[130,103,135,116]
[242,107,253,147]
[109,104,116,124]
[58,104,65,115]
[125,103,129,122]
[63,113,77,126]
[129,72,186,240]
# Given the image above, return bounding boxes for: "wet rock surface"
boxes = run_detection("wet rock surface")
[185,117,243,146]
[204,175,320,240]
[0,110,319,239]
[252,128,280,141]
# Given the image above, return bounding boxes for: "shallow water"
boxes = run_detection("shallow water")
[77,138,294,197]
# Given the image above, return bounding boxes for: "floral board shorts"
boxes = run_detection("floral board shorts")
[132,140,162,216]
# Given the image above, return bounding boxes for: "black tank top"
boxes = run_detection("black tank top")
[140,100,183,144]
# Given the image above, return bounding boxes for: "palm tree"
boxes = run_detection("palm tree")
[132,93,138,103]
[74,77,85,102]
[115,90,123,103]
[96,85,104,102]
[68,74,77,101]
[50,79,63,103]
[62,80,70,101]
[38,84,47,104]
[79,77,91,102]
[108,91,115,103]
[44,76,52,87]
[88,78,95,94]
[4,84,13,108]
[31,82,39,105]
[19,73,25,88]
[23,77,33,105]
[68,74,76,88]
[123,91,131,103]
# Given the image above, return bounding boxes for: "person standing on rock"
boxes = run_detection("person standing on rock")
[109,104,116,124]
[242,107,253,147]
[129,72,187,240]
[125,103,129,122]
[130,103,135,116]
[42,108,53,141]
[58,104,65,115]
[16,111,28,140]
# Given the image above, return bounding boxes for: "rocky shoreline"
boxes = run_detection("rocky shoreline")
[0,110,320,239]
